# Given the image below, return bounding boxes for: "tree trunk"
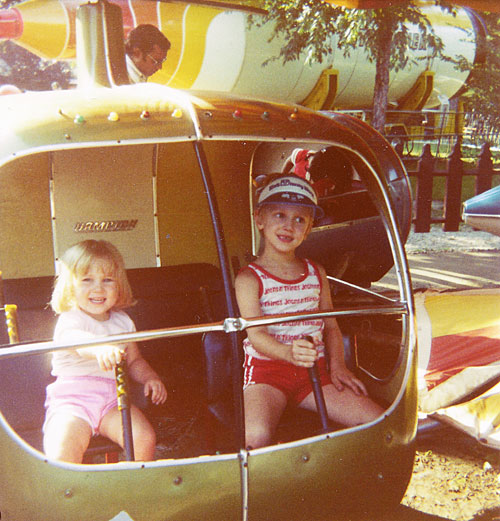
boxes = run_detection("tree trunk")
[371,22,394,134]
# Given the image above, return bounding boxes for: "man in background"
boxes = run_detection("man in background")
[125,24,171,83]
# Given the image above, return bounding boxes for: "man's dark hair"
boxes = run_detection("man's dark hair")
[125,24,171,56]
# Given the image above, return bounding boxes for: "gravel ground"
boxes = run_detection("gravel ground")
[374,223,500,292]
[405,223,500,254]
[401,424,500,521]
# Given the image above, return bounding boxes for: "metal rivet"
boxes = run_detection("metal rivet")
[173,476,182,485]
[64,489,73,498]
[302,455,309,462]
[385,432,393,442]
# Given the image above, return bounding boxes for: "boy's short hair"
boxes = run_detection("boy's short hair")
[256,174,324,219]
[51,240,135,314]
[125,24,171,56]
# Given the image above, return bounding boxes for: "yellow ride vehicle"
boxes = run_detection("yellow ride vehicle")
[0,1,417,520]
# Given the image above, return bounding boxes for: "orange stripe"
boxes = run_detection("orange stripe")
[129,0,158,26]
[425,331,500,389]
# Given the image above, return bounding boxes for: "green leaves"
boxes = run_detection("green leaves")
[252,0,463,132]
[255,0,447,71]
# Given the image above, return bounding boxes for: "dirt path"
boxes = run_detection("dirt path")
[363,422,500,521]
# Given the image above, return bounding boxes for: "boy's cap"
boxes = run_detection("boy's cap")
[257,175,324,219]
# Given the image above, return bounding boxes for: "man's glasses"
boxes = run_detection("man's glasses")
[147,54,167,67]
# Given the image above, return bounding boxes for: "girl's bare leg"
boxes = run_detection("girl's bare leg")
[100,405,156,461]
[43,413,92,463]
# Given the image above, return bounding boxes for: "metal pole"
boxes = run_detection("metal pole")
[4,304,19,344]
[115,359,134,461]
[193,141,245,452]
[305,336,329,433]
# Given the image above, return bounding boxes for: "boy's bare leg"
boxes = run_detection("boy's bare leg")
[299,383,384,427]
[244,384,287,449]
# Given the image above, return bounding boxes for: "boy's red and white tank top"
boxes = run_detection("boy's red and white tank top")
[242,259,325,361]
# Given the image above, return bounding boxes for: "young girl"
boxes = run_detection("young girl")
[235,174,384,449]
[43,240,167,463]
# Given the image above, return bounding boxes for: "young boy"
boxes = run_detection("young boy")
[235,174,384,449]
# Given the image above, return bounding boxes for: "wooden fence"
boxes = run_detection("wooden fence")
[395,140,499,233]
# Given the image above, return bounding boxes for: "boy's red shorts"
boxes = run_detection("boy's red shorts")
[243,354,331,405]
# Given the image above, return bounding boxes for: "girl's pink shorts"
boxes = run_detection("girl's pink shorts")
[43,376,118,435]
[243,355,331,405]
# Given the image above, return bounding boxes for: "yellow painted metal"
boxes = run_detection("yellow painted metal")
[0,86,386,169]
[0,420,243,521]
[0,154,54,279]
[4,305,19,344]
[76,0,129,88]
[0,86,199,159]
[154,3,187,85]
[9,0,74,59]
[52,146,159,269]
[166,5,222,89]
[300,69,339,111]
[202,140,258,276]
[156,142,220,267]
[246,360,418,520]
[397,70,435,112]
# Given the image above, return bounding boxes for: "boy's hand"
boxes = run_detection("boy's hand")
[144,377,167,405]
[329,363,368,396]
[289,337,318,368]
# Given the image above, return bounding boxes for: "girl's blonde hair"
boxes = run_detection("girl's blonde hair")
[51,240,135,314]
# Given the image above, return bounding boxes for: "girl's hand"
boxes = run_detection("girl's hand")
[94,345,125,372]
[289,337,318,368]
[329,363,368,396]
[144,377,167,405]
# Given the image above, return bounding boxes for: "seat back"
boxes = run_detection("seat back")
[126,264,226,402]
[203,331,236,428]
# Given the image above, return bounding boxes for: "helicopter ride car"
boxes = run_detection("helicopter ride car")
[0,1,418,520]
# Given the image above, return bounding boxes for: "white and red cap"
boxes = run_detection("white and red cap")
[257,175,324,219]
